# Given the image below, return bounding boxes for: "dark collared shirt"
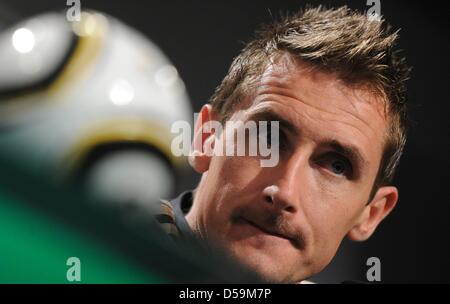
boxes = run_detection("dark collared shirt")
[156,190,204,251]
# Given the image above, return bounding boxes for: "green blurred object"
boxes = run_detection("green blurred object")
[0,153,261,284]
[0,191,164,283]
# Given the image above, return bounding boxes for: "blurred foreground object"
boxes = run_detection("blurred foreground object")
[0,11,262,283]
[0,154,260,283]
[0,10,192,207]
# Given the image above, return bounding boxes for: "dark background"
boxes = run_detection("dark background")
[1,0,449,283]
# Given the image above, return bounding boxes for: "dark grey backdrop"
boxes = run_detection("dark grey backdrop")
[1,0,449,283]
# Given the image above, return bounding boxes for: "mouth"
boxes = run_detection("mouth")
[239,217,294,243]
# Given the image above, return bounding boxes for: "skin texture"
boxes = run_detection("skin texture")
[186,54,398,283]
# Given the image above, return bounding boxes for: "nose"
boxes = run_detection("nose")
[262,151,305,214]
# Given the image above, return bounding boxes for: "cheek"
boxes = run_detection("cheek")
[209,154,264,193]
[203,154,264,227]
[311,205,361,261]
[301,185,365,258]
[307,162,374,230]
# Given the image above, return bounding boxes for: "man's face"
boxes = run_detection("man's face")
[187,54,395,282]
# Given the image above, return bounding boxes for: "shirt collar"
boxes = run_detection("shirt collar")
[169,190,202,246]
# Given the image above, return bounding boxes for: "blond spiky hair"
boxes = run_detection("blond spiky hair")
[211,5,411,188]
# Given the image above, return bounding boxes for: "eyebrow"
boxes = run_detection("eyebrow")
[248,107,298,135]
[247,107,368,171]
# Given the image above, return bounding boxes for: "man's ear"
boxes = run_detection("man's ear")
[189,104,219,173]
[348,186,398,241]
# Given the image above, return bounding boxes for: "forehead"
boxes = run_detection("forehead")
[241,54,389,167]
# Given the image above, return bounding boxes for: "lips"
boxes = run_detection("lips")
[231,207,305,250]
[240,217,293,243]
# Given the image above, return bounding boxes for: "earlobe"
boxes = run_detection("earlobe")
[348,186,398,242]
[188,104,218,173]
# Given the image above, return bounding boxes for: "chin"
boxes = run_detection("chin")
[225,242,299,283]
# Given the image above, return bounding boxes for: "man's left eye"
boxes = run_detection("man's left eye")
[330,160,348,175]
[317,154,353,177]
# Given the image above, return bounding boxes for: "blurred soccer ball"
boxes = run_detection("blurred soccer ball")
[0,11,192,207]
